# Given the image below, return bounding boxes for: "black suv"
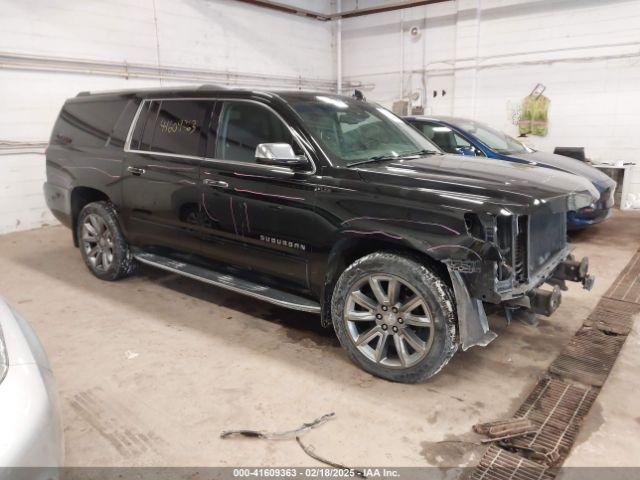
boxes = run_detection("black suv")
[44,87,597,382]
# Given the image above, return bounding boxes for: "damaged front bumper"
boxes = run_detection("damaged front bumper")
[447,248,595,351]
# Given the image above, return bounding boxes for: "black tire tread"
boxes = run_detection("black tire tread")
[77,201,137,281]
[331,252,458,383]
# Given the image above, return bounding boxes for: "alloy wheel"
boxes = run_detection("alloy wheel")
[344,274,435,368]
[81,214,114,272]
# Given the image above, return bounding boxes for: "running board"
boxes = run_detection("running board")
[133,251,321,314]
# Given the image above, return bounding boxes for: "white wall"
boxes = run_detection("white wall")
[0,0,337,234]
[341,0,640,207]
[4,0,640,235]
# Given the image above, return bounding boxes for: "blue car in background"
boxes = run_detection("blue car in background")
[404,115,616,230]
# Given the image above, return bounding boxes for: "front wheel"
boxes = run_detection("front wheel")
[77,201,137,281]
[331,252,458,383]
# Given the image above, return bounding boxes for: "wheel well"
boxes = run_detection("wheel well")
[70,187,110,247]
[320,237,451,327]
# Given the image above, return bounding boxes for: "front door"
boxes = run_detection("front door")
[199,99,317,288]
[122,98,213,253]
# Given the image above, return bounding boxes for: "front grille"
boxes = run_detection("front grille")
[496,211,566,286]
[528,212,566,274]
[514,215,528,283]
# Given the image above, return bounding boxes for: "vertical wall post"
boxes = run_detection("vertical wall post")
[471,0,482,118]
[399,9,405,99]
[337,0,342,94]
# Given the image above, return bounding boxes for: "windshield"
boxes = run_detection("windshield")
[286,96,441,166]
[452,119,531,154]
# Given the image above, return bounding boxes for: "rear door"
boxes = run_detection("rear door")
[199,99,318,288]
[122,98,213,252]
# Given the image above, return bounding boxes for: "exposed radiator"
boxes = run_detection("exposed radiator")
[514,215,528,283]
[528,211,566,274]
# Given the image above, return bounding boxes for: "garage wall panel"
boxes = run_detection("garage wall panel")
[340,0,640,207]
[0,0,336,234]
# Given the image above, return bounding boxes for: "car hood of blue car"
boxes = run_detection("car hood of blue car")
[506,151,615,191]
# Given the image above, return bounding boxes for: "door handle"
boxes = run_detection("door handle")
[203,179,229,189]
[127,166,146,176]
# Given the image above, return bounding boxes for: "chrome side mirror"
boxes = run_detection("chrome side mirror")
[255,143,310,169]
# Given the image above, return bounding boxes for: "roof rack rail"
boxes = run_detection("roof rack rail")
[76,91,91,97]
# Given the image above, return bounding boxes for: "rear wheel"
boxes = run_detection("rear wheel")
[77,201,137,281]
[331,252,458,383]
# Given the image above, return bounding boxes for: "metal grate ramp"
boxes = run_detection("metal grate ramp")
[471,445,555,480]
[548,326,625,387]
[466,247,640,480]
[604,250,640,304]
[585,297,640,335]
[510,377,598,461]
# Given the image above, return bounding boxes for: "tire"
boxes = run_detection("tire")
[77,201,137,281]
[331,252,458,383]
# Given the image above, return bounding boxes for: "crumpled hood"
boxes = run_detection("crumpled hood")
[507,151,616,190]
[355,154,600,213]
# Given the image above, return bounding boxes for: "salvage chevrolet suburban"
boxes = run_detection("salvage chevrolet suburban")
[44,87,598,383]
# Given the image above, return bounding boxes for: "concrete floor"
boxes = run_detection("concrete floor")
[1,211,639,469]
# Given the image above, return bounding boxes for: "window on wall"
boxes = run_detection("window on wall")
[132,99,211,157]
[215,101,300,163]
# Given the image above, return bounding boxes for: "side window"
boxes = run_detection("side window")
[418,123,471,154]
[132,99,211,156]
[107,99,138,149]
[453,132,472,149]
[53,98,129,148]
[215,101,300,162]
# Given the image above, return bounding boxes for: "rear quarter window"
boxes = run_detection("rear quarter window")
[106,98,139,149]
[51,98,129,148]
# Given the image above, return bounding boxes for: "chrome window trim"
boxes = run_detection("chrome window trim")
[124,149,204,163]
[201,157,296,176]
[123,98,148,152]
[124,97,316,175]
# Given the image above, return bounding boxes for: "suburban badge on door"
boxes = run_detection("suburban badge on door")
[260,234,307,251]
